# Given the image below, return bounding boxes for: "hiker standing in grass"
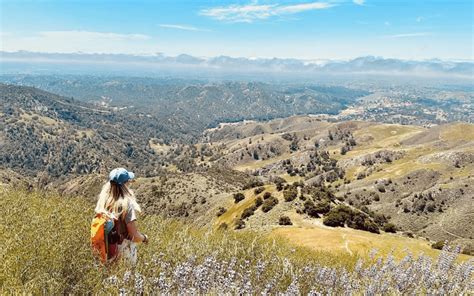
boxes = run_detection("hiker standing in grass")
[93,168,149,265]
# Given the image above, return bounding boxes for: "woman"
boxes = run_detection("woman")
[95,168,148,264]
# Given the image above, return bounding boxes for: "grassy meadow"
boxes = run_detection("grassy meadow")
[0,188,355,294]
[1,188,471,294]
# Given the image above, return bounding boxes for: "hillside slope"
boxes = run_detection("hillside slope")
[202,116,474,251]
[0,84,177,178]
[1,188,471,294]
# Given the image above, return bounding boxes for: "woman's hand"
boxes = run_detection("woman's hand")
[126,220,148,243]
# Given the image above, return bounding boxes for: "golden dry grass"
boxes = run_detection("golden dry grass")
[440,123,474,142]
[214,185,277,227]
[20,111,61,126]
[0,188,358,294]
[148,139,173,154]
[271,224,472,262]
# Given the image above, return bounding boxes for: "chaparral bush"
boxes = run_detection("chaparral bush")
[261,196,279,213]
[278,216,293,226]
[254,187,265,195]
[283,189,297,202]
[1,188,472,295]
[233,192,245,203]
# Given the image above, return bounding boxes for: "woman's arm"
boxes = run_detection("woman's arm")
[126,220,148,243]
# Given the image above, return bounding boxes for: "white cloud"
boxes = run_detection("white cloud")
[39,30,151,41]
[2,30,157,54]
[353,0,365,5]
[200,2,336,23]
[383,32,433,38]
[276,2,335,13]
[159,24,210,32]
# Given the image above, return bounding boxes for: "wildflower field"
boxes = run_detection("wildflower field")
[1,188,472,294]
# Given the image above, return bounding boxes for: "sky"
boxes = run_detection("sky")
[1,0,473,61]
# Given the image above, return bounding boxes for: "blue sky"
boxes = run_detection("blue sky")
[1,0,473,60]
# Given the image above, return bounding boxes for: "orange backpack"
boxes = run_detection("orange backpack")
[91,213,122,263]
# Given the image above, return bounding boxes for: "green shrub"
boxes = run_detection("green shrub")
[242,179,264,190]
[233,192,245,203]
[314,200,331,214]
[234,218,246,230]
[426,202,436,212]
[216,207,227,217]
[241,206,257,219]
[323,205,354,227]
[276,182,284,191]
[254,187,265,195]
[373,213,388,226]
[361,219,379,234]
[327,207,381,234]
[263,192,272,200]
[262,196,279,213]
[432,241,446,250]
[254,197,263,207]
[279,216,292,226]
[323,211,345,227]
[383,223,397,233]
[283,189,297,202]
[376,184,386,193]
[303,200,320,218]
[272,176,286,187]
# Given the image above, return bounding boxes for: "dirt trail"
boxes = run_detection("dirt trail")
[342,234,353,256]
[439,209,463,239]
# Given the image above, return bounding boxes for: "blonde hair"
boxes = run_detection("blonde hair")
[95,181,141,218]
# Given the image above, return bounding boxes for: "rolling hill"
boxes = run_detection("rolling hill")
[201,116,474,254]
[1,83,472,260]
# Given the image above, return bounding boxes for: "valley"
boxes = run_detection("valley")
[1,81,472,259]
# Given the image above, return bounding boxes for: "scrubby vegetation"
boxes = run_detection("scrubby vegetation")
[383,223,397,233]
[241,206,257,219]
[234,218,246,230]
[261,196,279,213]
[233,192,245,203]
[216,207,227,217]
[253,186,265,195]
[1,187,473,294]
[432,241,446,250]
[278,216,293,225]
[323,205,381,233]
[242,179,264,190]
[303,200,321,218]
[283,188,297,202]
[263,192,272,200]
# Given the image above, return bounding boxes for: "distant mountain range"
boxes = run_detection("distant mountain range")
[1,51,472,79]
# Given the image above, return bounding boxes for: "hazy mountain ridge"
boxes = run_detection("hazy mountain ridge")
[2,51,473,78]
